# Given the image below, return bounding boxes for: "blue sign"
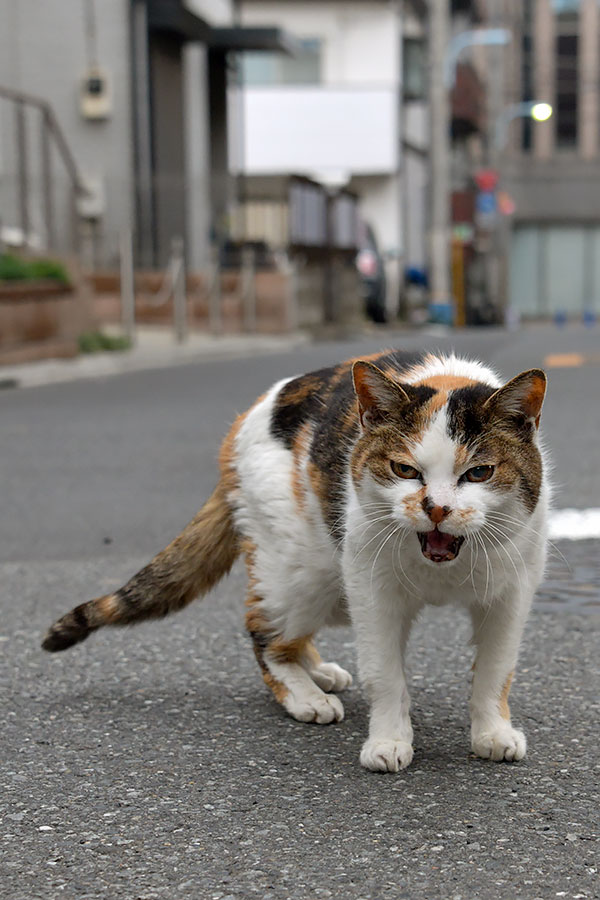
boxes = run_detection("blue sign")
[476,191,497,215]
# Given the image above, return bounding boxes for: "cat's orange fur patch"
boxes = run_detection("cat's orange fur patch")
[291,422,312,513]
[96,594,121,624]
[301,639,322,669]
[350,444,371,485]
[342,404,359,435]
[307,460,326,506]
[526,380,546,430]
[220,393,266,489]
[454,443,472,471]
[499,671,514,720]
[244,540,294,705]
[417,374,479,391]
[268,635,313,666]
[402,486,427,523]
[280,375,324,406]
[245,600,290,704]
[416,374,479,413]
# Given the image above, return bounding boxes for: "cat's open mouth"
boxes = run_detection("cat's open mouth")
[418,529,465,563]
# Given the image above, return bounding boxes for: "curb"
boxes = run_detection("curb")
[0,331,312,390]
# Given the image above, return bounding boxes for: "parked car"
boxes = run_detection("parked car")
[356,222,387,323]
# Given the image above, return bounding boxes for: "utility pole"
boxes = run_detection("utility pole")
[428,0,452,308]
[486,0,506,322]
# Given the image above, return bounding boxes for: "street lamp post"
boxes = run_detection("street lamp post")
[428,17,511,318]
[444,28,512,88]
[487,101,552,324]
[494,101,553,151]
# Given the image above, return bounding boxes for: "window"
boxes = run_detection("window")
[550,0,580,12]
[241,39,321,87]
[555,7,579,148]
[403,38,427,102]
[521,0,534,151]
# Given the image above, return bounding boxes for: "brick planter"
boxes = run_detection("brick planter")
[91,270,293,334]
[0,280,92,365]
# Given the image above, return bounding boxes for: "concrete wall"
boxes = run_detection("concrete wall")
[184,44,212,270]
[241,1,400,86]
[0,0,133,264]
[236,87,398,178]
[403,103,428,270]
[0,0,232,269]
[506,160,600,223]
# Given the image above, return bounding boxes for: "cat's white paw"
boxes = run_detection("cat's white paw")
[309,662,353,693]
[471,724,526,762]
[360,738,414,772]
[284,690,344,725]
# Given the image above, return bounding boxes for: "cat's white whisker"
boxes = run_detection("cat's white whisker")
[392,529,423,599]
[483,520,528,593]
[368,523,401,599]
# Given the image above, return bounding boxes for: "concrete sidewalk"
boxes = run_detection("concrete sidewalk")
[0,327,311,390]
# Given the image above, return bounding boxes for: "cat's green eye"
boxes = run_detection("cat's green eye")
[465,465,495,483]
[391,461,420,480]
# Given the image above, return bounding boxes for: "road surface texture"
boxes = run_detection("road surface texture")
[1,324,599,899]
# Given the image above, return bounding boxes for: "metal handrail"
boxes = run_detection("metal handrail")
[0,85,85,193]
[0,84,86,253]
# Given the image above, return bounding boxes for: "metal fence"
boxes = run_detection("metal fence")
[0,85,86,256]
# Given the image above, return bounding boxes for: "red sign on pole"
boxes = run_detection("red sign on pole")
[474,169,499,192]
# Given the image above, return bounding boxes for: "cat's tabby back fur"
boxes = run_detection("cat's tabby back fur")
[43,351,548,772]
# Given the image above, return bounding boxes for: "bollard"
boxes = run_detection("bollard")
[241,245,256,333]
[209,244,222,336]
[171,236,187,343]
[285,258,298,333]
[120,227,136,344]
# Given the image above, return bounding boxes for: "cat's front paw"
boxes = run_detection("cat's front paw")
[471,723,526,762]
[360,738,414,772]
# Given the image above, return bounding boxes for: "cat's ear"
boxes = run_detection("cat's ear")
[484,369,547,428]
[352,361,409,429]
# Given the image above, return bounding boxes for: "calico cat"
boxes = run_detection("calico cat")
[42,350,548,772]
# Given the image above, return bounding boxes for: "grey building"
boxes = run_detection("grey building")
[504,0,600,318]
[0,0,291,269]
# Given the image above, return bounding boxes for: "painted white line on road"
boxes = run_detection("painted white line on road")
[549,508,600,540]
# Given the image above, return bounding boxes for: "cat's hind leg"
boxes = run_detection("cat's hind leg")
[299,640,353,693]
[245,602,345,725]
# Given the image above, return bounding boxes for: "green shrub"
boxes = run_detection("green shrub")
[0,254,29,280]
[78,332,132,354]
[27,258,69,282]
[0,253,69,283]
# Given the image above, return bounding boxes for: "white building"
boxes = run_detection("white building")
[236,0,425,314]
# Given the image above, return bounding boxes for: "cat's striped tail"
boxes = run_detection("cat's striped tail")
[41,481,239,652]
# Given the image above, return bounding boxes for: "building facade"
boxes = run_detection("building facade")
[236,0,408,315]
[0,0,289,270]
[505,0,600,318]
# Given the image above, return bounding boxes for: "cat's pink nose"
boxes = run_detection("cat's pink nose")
[422,499,451,525]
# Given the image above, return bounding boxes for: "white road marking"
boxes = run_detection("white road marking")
[549,508,600,541]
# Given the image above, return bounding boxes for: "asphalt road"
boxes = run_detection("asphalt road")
[1,324,599,899]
